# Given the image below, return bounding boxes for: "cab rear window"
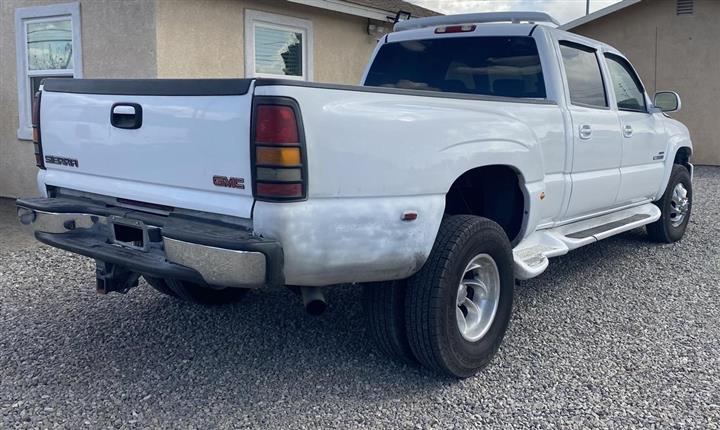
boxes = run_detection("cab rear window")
[364,36,546,99]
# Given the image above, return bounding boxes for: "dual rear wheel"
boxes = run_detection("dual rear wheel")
[363,215,515,378]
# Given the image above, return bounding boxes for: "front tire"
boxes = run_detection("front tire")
[144,277,248,305]
[647,165,692,243]
[405,215,514,378]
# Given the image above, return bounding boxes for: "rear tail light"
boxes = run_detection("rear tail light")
[252,99,306,201]
[32,91,45,169]
[255,105,299,143]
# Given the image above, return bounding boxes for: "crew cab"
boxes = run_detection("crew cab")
[17,12,693,377]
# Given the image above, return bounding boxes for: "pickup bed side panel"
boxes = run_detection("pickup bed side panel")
[253,84,565,286]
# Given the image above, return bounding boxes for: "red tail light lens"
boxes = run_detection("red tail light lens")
[252,98,306,201]
[32,91,45,169]
[256,105,299,144]
[256,183,303,198]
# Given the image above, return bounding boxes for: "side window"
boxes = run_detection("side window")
[559,41,607,108]
[604,54,647,112]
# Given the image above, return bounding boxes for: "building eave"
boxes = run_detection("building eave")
[286,0,394,22]
[560,0,642,30]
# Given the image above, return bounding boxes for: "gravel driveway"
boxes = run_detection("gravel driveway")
[1,167,719,429]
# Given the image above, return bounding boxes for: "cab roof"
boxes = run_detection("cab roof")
[387,11,621,55]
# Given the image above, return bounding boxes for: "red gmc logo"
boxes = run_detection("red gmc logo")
[213,175,245,189]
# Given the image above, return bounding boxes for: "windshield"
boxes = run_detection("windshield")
[364,36,546,99]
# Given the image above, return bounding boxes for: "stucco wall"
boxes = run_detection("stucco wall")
[0,0,157,198]
[156,0,381,84]
[572,0,720,165]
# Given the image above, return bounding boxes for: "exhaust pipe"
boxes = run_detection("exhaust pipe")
[301,287,327,316]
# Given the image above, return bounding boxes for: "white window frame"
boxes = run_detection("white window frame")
[244,10,313,81]
[15,2,82,140]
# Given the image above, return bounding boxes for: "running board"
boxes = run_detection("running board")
[513,203,661,280]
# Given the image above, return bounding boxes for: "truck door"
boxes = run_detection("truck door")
[559,41,623,218]
[603,53,667,204]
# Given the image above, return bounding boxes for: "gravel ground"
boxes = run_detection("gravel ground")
[1,167,719,429]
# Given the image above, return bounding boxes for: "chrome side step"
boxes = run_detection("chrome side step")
[565,213,651,239]
[513,203,661,280]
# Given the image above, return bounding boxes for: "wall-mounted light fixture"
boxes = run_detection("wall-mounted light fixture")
[393,10,412,23]
[367,19,389,36]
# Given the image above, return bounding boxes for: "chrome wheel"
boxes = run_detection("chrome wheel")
[455,254,501,342]
[670,182,690,227]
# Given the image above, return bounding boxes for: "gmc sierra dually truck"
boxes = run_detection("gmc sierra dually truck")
[17,12,693,378]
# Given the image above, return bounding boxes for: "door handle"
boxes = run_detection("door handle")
[623,124,633,138]
[579,124,592,140]
[111,103,143,129]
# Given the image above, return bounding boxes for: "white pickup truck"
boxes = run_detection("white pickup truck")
[17,12,693,377]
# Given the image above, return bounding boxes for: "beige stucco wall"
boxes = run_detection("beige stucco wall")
[0,0,157,198]
[155,0,382,84]
[572,0,720,165]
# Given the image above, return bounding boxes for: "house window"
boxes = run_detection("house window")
[15,2,82,140]
[245,10,313,81]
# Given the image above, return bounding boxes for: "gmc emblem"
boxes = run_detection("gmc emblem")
[213,175,245,189]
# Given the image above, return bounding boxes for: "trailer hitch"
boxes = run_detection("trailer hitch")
[95,260,140,294]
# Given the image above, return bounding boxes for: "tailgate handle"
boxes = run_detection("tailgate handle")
[111,103,143,130]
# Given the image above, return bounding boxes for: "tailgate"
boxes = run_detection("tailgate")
[39,79,255,218]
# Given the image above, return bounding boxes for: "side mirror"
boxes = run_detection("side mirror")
[654,91,681,113]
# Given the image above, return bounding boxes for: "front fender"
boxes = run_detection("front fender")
[656,118,693,200]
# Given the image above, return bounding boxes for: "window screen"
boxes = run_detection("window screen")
[364,36,546,98]
[559,42,607,108]
[25,19,75,106]
[604,54,646,112]
[254,25,303,77]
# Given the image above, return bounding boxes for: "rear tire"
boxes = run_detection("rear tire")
[647,165,692,243]
[144,277,248,305]
[362,280,417,365]
[405,215,514,378]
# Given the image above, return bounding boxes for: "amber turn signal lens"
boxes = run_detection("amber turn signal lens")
[32,127,40,143]
[256,147,301,166]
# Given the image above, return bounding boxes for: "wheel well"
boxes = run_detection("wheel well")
[674,147,692,171]
[445,165,525,245]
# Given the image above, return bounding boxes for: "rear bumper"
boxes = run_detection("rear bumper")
[16,197,283,288]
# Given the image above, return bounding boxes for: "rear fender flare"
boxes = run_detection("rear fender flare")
[436,139,544,242]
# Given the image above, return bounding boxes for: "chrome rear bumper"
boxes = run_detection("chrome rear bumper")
[16,200,283,288]
[163,237,266,287]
